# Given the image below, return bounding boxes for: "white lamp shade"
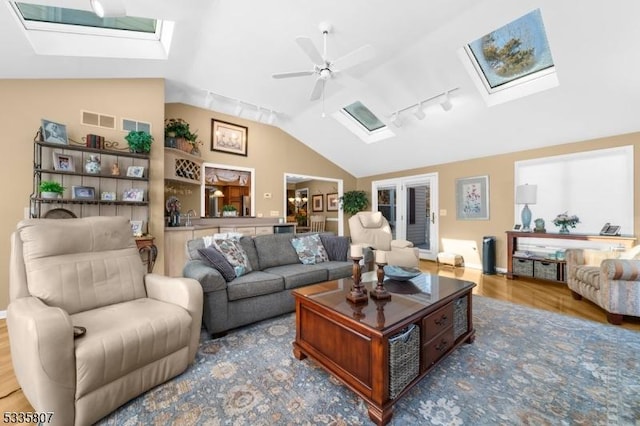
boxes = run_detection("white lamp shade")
[515,184,537,205]
[211,190,224,198]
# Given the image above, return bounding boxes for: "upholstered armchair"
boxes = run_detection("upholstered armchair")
[7,217,203,425]
[348,211,419,268]
[565,247,640,324]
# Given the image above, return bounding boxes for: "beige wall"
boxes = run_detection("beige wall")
[357,132,640,269]
[164,103,357,221]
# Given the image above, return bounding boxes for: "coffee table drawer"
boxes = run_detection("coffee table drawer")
[422,303,454,342]
[423,326,454,369]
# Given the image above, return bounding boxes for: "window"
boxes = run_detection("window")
[342,101,386,132]
[459,9,558,106]
[332,101,395,143]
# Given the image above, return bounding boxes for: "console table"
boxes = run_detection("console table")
[506,231,636,282]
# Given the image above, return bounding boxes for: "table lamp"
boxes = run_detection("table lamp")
[515,184,537,231]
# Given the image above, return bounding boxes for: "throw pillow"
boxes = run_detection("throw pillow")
[319,234,350,261]
[212,237,253,277]
[291,234,330,265]
[198,247,237,282]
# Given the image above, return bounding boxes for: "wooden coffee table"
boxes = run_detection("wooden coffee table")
[292,273,476,425]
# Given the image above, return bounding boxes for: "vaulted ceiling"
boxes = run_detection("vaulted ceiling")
[2,0,640,177]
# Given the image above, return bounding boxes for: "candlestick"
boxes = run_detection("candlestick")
[346,256,368,304]
[370,262,391,300]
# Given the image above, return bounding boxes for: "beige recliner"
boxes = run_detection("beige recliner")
[8,217,203,425]
[348,211,420,267]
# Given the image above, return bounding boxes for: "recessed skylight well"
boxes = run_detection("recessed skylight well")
[333,101,394,144]
[459,9,558,106]
[9,2,174,59]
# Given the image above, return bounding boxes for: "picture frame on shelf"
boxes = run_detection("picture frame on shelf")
[312,194,323,212]
[126,166,145,178]
[100,191,116,201]
[455,175,490,220]
[41,119,68,145]
[130,220,144,237]
[52,152,75,171]
[211,119,248,156]
[326,193,339,211]
[122,188,144,202]
[72,186,95,200]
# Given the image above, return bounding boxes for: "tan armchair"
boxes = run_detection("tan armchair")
[348,211,419,267]
[565,246,640,324]
[8,217,203,425]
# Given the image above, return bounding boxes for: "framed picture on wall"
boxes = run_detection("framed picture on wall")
[326,193,339,211]
[211,119,248,156]
[456,175,490,220]
[312,194,323,212]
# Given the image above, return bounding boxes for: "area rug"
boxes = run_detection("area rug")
[99,296,640,425]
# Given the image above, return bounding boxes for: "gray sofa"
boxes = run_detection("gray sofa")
[183,232,352,336]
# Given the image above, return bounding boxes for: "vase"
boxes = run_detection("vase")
[558,223,569,234]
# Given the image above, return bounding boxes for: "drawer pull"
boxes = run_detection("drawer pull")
[436,340,448,351]
[434,315,448,326]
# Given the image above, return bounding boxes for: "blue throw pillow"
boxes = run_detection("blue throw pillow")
[291,234,330,265]
[198,247,237,282]
[212,237,253,277]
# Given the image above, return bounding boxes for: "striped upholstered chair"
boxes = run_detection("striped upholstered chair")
[565,246,640,324]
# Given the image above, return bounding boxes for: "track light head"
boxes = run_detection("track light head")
[234,102,243,116]
[255,109,263,122]
[440,92,453,112]
[412,104,426,120]
[267,111,276,125]
[391,113,403,128]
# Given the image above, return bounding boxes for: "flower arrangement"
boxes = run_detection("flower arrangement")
[166,196,181,213]
[553,212,579,233]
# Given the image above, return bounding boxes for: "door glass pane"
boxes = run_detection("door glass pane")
[377,187,396,239]
[405,183,430,250]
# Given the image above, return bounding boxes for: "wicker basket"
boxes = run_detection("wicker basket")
[388,324,420,399]
[512,258,534,277]
[453,295,468,340]
[534,260,558,281]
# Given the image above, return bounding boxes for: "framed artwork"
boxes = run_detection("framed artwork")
[52,152,75,171]
[211,119,248,156]
[72,186,95,200]
[130,220,144,237]
[312,194,323,212]
[101,191,116,201]
[456,175,490,220]
[326,193,339,211]
[41,119,68,145]
[122,188,144,202]
[127,166,145,178]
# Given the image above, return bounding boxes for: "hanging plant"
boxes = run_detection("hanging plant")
[340,190,369,215]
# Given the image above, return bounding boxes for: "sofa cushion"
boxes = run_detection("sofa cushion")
[71,298,191,398]
[319,234,350,261]
[198,247,236,282]
[239,236,260,271]
[264,264,328,290]
[324,261,354,280]
[226,271,284,301]
[291,234,330,265]
[254,233,300,269]
[574,266,601,290]
[212,237,253,277]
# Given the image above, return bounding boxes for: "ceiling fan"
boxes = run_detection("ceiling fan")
[272,22,375,102]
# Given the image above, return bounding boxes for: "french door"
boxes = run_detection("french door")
[372,173,438,260]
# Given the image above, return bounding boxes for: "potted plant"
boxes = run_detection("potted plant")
[39,181,64,199]
[222,204,238,217]
[340,190,369,215]
[165,118,198,153]
[124,131,153,154]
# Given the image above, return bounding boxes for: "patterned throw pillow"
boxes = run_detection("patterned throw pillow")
[197,247,237,282]
[212,238,253,278]
[291,234,330,265]
[319,234,350,261]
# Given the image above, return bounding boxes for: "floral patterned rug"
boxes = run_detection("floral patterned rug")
[99,296,640,425]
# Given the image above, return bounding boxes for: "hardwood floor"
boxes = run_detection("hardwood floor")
[1,261,638,412]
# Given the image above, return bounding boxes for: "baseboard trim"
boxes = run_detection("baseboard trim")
[0,310,6,319]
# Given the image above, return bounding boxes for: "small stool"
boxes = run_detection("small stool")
[436,252,464,268]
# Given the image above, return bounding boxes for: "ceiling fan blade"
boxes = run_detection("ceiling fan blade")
[309,78,325,101]
[296,36,324,65]
[272,70,315,79]
[332,44,375,71]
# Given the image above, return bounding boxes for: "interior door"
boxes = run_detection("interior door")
[372,173,438,260]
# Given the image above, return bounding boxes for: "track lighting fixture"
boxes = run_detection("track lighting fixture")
[90,0,126,17]
[234,102,243,116]
[255,109,263,122]
[267,110,276,125]
[203,90,280,125]
[389,87,458,126]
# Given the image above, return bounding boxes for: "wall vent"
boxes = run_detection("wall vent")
[81,110,116,129]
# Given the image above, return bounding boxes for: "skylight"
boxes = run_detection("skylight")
[9,2,174,59]
[459,9,558,106]
[333,101,394,144]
